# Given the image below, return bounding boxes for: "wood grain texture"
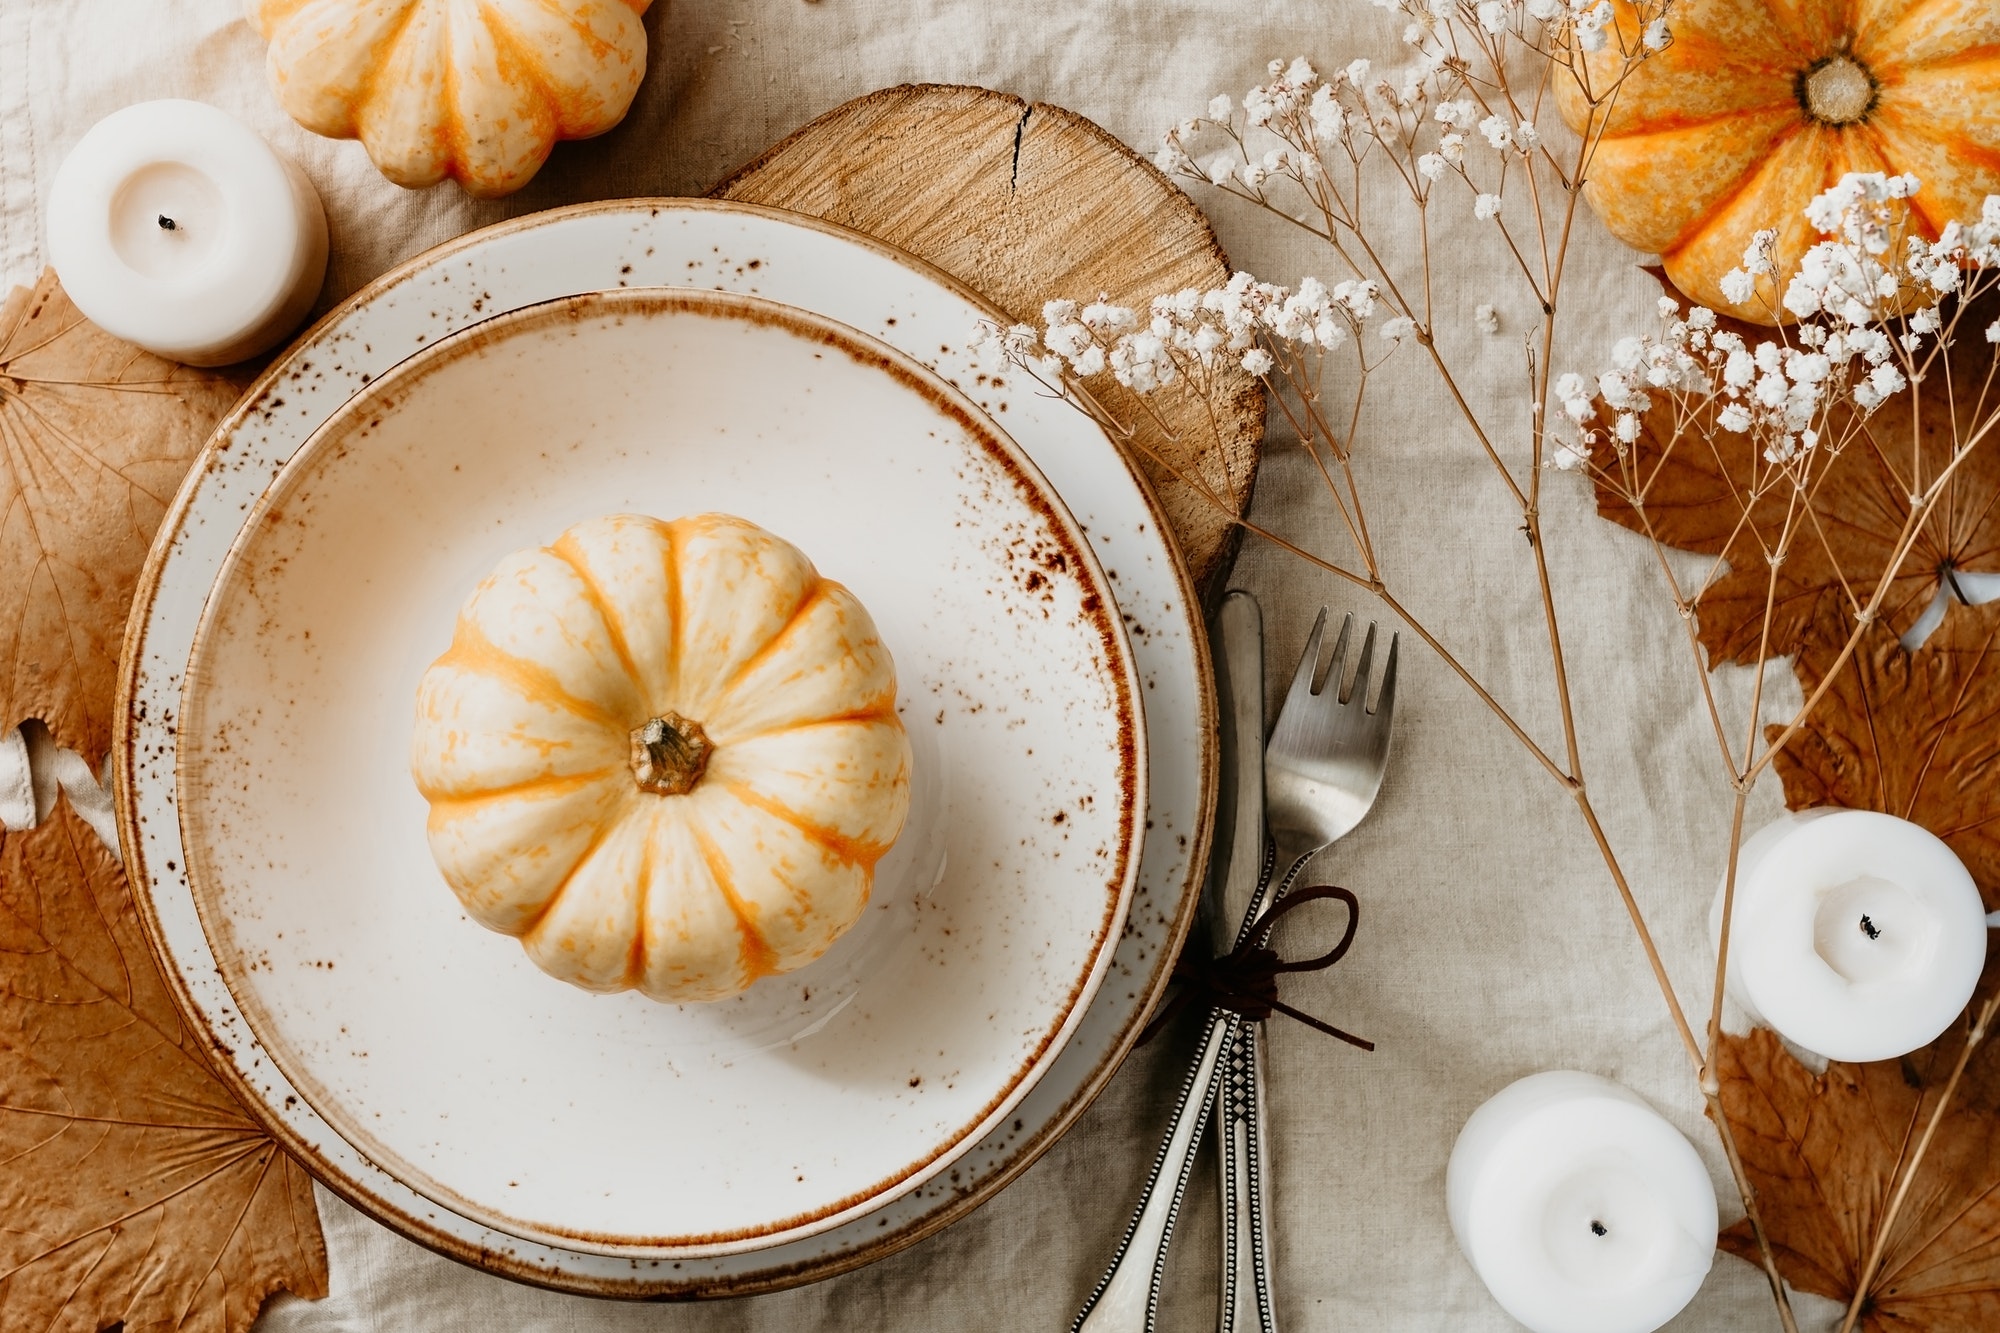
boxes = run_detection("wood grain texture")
[712,83,1263,586]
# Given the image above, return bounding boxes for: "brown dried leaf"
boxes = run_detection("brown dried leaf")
[0,270,246,757]
[0,799,327,1332]
[1715,1022,2000,1331]
[1591,273,2000,666]
[1771,598,2000,909]
[1720,600,2000,1327]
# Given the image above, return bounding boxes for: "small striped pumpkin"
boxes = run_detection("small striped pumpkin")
[249,0,653,198]
[411,513,911,1002]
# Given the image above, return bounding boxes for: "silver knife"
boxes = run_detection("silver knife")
[1215,603,1275,1333]
[1073,590,1264,1333]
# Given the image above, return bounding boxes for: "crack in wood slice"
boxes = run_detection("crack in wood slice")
[712,82,1264,588]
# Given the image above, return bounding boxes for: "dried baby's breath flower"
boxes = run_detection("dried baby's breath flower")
[1557,176,2000,490]
[967,30,2000,1326]
[1573,0,1612,50]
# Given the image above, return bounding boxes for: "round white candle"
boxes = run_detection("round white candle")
[1710,808,1986,1063]
[1447,1071,1717,1333]
[46,100,327,367]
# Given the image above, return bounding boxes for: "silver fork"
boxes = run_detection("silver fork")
[1074,606,1395,1333]
[1215,609,1397,1333]
[1265,609,1397,902]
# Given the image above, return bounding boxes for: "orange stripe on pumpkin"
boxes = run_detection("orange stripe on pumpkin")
[418,764,615,810]
[704,580,830,706]
[717,779,891,868]
[624,822,653,988]
[518,811,621,938]
[547,532,647,704]
[663,516,686,705]
[688,822,779,983]
[434,618,628,731]
[713,699,902,748]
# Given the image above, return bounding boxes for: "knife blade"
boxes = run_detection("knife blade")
[1211,591,1275,1333]
[1208,590,1266,961]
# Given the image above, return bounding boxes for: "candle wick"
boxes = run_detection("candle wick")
[1590,1220,1608,1237]
[1860,913,1881,940]
[157,214,178,232]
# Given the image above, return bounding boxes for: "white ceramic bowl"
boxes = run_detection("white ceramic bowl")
[171,288,1143,1258]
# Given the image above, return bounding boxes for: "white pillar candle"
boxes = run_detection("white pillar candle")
[1710,808,1986,1063]
[1447,1071,1717,1333]
[46,100,327,367]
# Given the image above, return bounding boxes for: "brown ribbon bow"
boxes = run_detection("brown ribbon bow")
[1138,884,1373,1051]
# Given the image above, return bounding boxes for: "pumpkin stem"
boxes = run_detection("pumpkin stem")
[630,713,714,796]
[1798,54,1875,126]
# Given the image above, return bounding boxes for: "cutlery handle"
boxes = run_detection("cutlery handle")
[1074,1010,1237,1333]
[1217,848,1285,1333]
[1217,1021,1278,1333]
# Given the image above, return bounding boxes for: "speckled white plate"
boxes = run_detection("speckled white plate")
[170,285,1142,1259]
[119,199,1214,1295]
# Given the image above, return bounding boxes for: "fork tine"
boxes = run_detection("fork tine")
[1264,611,1399,888]
[1282,608,1329,713]
[1318,613,1353,698]
[1342,622,1377,706]
[1370,633,1399,719]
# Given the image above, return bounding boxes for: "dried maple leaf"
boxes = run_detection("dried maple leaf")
[1770,597,2000,909]
[0,799,326,1332]
[0,270,246,758]
[1715,1022,2000,1331]
[1723,597,2000,1327]
[1591,274,2000,666]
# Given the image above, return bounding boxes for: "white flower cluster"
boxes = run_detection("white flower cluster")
[1154,19,1668,235]
[973,320,1057,380]
[1721,174,2000,336]
[975,272,1382,397]
[1371,0,1648,53]
[1572,0,1614,51]
[1556,175,2000,472]
[1154,54,1416,190]
[1553,301,1860,469]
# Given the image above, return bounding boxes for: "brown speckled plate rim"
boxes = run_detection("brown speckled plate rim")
[116,197,1217,1298]
[174,285,1146,1259]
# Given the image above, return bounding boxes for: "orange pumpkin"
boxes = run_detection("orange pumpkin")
[1557,0,2000,322]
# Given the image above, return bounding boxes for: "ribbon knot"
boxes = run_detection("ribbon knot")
[1138,883,1373,1051]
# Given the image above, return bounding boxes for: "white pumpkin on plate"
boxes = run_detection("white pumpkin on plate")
[411,512,912,1001]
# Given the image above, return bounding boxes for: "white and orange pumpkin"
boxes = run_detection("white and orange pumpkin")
[1558,0,2000,322]
[411,513,912,1002]
[248,0,653,198]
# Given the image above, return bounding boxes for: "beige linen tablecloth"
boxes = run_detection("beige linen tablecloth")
[1,3,1852,1328]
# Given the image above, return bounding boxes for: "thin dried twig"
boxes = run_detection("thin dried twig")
[989,10,2000,1328]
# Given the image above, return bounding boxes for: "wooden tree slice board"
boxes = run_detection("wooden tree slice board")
[711,83,1263,587]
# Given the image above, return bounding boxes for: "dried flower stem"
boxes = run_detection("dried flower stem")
[990,11,2000,1325]
[1705,789,1750,1070]
[1709,1090,1804,1333]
